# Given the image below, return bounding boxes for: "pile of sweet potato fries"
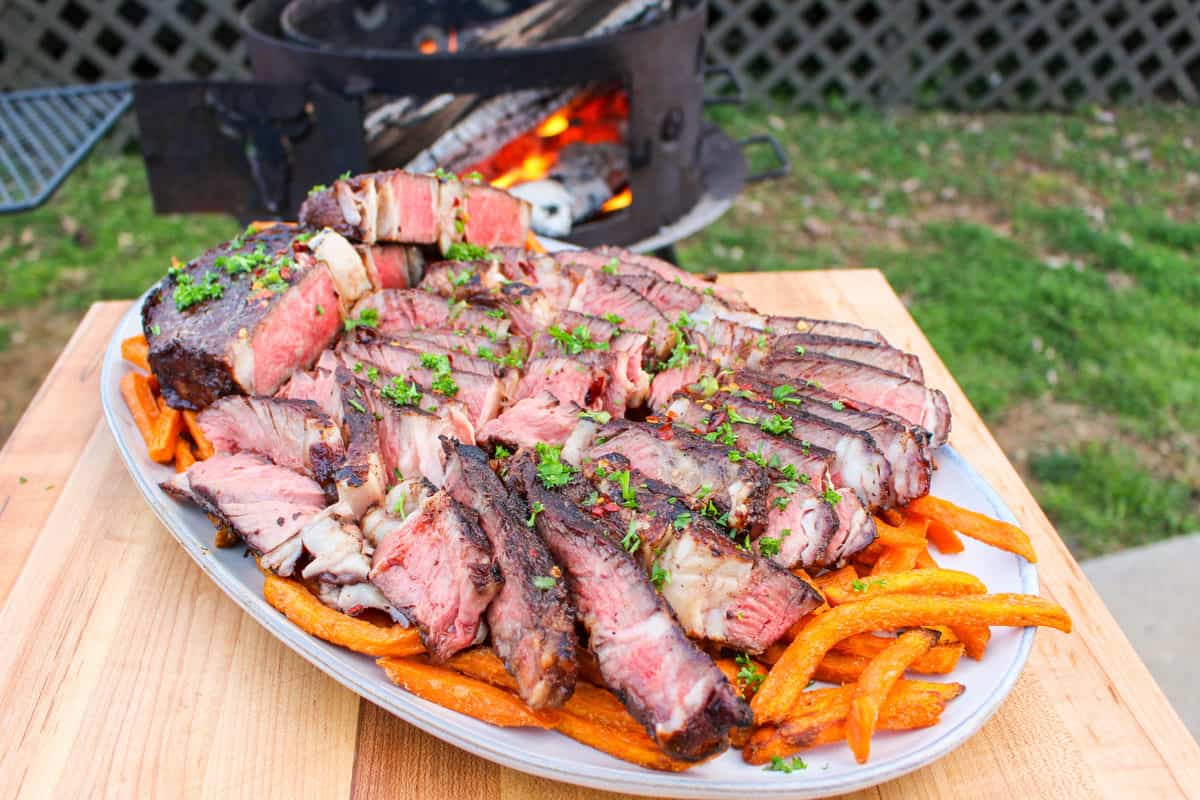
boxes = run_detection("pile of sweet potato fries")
[118,323,1071,772]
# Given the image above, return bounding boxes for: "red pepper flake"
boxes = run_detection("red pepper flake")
[656,423,674,441]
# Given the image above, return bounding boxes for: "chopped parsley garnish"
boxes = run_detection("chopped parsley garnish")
[771,384,804,406]
[392,493,407,518]
[484,307,507,320]
[450,268,474,287]
[338,170,351,180]
[696,485,714,502]
[173,271,224,311]
[492,445,512,460]
[775,480,799,494]
[851,577,888,593]
[673,511,692,530]
[344,308,379,331]
[465,170,484,183]
[214,243,269,276]
[691,375,719,397]
[758,537,782,558]
[365,366,379,382]
[794,345,806,356]
[535,442,576,489]
[251,260,292,293]
[149,324,161,336]
[703,421,738,447]
[831,399,846,411]
[822,487,842,505]
[735,653,765,689]
[547,324,609,355]
[602,257,619,275]
[308,183,327,195]
[419,352,451,373]
[294,230,315,243]
[352,362,364,373]
[650,563,671,589]
[526,501,545,527]
[432,167,456,182]
[602,312,624,325]
[621,519,641,553]
[380,377,422,407]
[765,755,807,773]
[726,406,758,425]
[315,304,325,316]
[772,495,791,511]
[532,575,557,589]
[444,242,497,262]
[348,398,367,414]
[755,334,768,350]
[659,337,696,370]
[579,409,612,424]
[431,373,459,397]
[760,414,794,436]
[612,469,638,508]
[476,345,525,369]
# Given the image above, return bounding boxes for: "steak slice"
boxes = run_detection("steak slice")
[144,229,342,409]
[771,333,924,382]
[568,269,674,357]
[584,418,771,534]
[734,370,934,506]
[330,365,389,518]
[764,353,951,446]
[441,441,577,708]
[714,390,894,510]
[197,396,344,488]
[568,247,753,312]
[659,395,852,569]
[162,452,325,558]
[366,490,501,660]
[583,456,821,653]
[477,392,583,450]
[299,170,439,244]
[357,243,423,291]
[507,453,750,760]
[436,179,532,251]
[765,315,888,345]
[351,289,510,341]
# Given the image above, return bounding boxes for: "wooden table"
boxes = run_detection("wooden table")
[1,271,1197,799]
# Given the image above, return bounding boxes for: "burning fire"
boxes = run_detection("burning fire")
[464,88,631,214]
[418,29,457,54]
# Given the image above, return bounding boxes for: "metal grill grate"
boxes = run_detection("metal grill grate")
[0,82,131,213]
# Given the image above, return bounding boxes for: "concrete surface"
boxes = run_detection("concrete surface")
[1083,533,1200,738]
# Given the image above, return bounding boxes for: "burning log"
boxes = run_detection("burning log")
[509,141,629,237]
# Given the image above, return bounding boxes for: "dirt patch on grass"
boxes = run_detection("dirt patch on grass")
[993,398,1200,487]
[0,304,85,446]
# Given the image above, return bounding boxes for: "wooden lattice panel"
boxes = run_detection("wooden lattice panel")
[706,0,1200,108]
[2,1,1199,111]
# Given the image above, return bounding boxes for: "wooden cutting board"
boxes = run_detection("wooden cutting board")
[1,270,1197,799]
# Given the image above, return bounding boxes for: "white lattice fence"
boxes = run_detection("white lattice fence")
[3,0,1200,110]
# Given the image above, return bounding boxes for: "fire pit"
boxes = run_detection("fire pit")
[135,0,787,253]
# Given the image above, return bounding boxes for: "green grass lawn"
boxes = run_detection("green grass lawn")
[1,107,1197,557]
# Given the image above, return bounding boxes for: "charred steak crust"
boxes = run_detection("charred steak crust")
[441,439,578,708]
[506,453,751,761]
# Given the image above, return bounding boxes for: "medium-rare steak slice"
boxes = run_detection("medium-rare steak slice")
[583,418,771,534]
[197,396,344,488]
[569,247,753,312]
[367,490,501,660]
[507,452,750,760]
[568,269,674,357]
[351,289,510,341]
[734,370,933,506]
[477,392,584,450]
[771,332,924,382]
[162,452,325,558]
[357,243,423,291]
[144,229,342,409]
[764,353,951,446]
[330,365,388,518]
[662,393,859,568]
[300,170,439,244]
[647,360,715,411]
[441,441,577,708]
[713,390,894,510]
[437,179,532,251]
[765,315,888,345]
[582,456,821,653]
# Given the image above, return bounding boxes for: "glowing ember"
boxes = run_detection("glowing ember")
[464,88,631,216]
[418,39,437,54]
[600,188,632,213]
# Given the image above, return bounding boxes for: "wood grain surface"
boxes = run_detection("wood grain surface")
[0,272,1196,800]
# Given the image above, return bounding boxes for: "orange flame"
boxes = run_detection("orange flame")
[465,87,631,215]
[600,188,632,213]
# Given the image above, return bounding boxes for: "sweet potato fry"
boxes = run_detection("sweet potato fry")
[924,518,965,554]
[524,230,547,253]
[174,439,196,473]
[181,410,215,460]
[814,565,859,592]
[148,403,183,464]
[914,547,939,569]
[871,543,922,575]
[120,334,151,371]
[378,657,554,728]
[954,624,992,660]
[812,651,866,684]
[743,680,962,764]
[119,372,159,447]
[873,515,928,548]
[447,647,515,688]
[552,709,697,771]
[877,508,905,527]
[823,568,987,606]
[846,629,941,763]
[852,540,884,566]
[906,495,1037,563]
[751,593,1071,723]
[263,572,424,657]
[833,634,965,674]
